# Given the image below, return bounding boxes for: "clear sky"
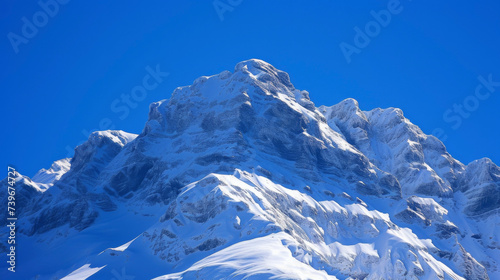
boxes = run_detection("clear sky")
[2,1,499,177]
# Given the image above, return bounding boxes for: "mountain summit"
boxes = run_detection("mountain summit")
[1,59,498,280]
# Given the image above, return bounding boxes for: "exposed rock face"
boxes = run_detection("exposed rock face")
[2,130,138,236]
[3,59,499,280]
[460,158,500,216]
[142,59,402,200]
[396,196,448,226]
[320,100,464,198]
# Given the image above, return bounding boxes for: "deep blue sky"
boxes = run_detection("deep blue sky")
[2,1,499,177]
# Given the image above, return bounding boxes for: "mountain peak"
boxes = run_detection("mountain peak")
[339,97,360,108]
[234,58,280,76]
[70,130,137,174]
[234,58,295,90]
[31,158,71,190]
[145,59,317,136]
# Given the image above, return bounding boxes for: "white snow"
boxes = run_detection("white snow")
[153,233,338,280]
[61,264,106,280]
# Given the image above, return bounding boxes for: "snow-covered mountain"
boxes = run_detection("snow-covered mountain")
[1,59,498,280]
